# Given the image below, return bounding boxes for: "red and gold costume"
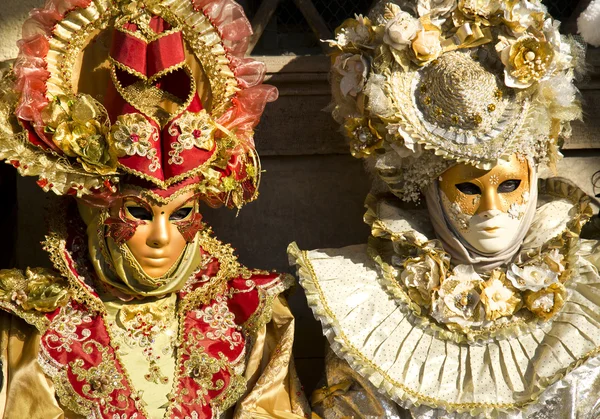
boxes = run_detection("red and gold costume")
[0,0,309,417]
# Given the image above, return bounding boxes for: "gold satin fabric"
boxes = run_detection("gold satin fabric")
[310,348,408,419]
[0,296,309,418]
[0,311,82,419]
[232,296,309,419]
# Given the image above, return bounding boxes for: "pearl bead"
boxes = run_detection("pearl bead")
[525,51,536,61]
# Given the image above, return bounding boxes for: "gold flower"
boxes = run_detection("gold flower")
[411,29,442,64]
[502,1,546,33]
[332,15,375,50]
[48,95,116,175]
[458,0,502,21]
[21,268,71,312]
[54,119,116,175]
[432,265,485,327]
[525,282,566,321]
[401,254,443,308]
[0,268,70,312]
[344,117,383,158]
[480,271,521,321]
[501,34,554,88]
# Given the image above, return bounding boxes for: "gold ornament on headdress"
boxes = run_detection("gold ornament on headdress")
[327,0,583,202]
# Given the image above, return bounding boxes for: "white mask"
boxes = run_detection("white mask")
[438,154,533,254]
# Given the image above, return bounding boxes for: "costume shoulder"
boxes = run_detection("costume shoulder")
[0,267,71,333]
[227,269,295,334]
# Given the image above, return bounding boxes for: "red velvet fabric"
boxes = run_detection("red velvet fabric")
[111,29,147,75]
[147,32,186,77]
[12,214,286,419]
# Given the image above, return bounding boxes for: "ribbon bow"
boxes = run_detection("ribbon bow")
[442,22,493,52]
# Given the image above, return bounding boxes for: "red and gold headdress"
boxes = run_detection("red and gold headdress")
[0,0,276,208]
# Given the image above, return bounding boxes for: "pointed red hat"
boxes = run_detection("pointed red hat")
[0,0,277,208]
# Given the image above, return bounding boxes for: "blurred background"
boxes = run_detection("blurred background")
[1,0,599,394]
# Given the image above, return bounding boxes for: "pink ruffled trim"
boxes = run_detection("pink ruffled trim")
[14,0,92,142]
[193,0,278,146]
[193,0,252,56]
[22,0,91,38]
[217,85,278,147]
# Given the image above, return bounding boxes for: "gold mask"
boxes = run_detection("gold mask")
[438,153,532,254]
[107,191,202,279]
[439,153,530,217]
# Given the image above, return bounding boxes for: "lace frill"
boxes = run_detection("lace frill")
[289,178,600,416]
[192,0,278,147]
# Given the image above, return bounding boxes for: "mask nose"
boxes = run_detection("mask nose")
[476,187,502,215]
[478,209,503,219]
[146,215,170,248]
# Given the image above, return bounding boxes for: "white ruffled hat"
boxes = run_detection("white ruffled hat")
[328,0,584,201]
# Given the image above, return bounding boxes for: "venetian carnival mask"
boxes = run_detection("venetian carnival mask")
[106,190,202,278]
[438,153,532,254]
[78,187,205,297]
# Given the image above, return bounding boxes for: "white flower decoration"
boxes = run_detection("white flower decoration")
[383,11,422,51]
[433,265,484,327]
[506,263,558,292]
[401,255,441,307]
[111,113,160,172]
[167,110,216,165]
[112,113,157,158]
[333,53,369,97]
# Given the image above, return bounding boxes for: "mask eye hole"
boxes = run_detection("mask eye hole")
[497,179,521,193]
[126,206,153,221]
[170,207,193,221]
[455,182,481,195]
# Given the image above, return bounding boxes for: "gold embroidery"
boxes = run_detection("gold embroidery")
[111,113,161,173]
[110,298,177,384]
[167,110,217,165]
[241,274,293,335]
[44,305,94,353]
[110,61,197,128]
[196,295,243,349]
[0,267,70,332]
[70,341,128,404]
[209,352,247,414]
[44,204,107,315]
[179,230,241,313]
[112,137,223,190]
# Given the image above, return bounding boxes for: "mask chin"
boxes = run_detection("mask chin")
[439,192,523,255]
[460,212,522,254]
